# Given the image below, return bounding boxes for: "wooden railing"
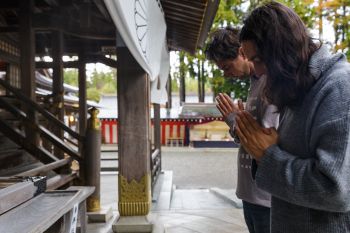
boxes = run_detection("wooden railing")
[0,95,81,161]
[0,78,83,187]
[0,79,83,142]
[151,148,161,187]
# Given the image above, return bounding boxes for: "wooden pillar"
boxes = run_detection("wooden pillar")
[117,47,151,216]
[179,52,186,105]
[153,104,161,150]
[197,59,202,102]
[52,30,65,158]
[201,59,205,102]
[153,103,161,168]
[78,53,87,137]
[5,63,11,95]
[166,74,172,109]
[19,0,38,146]
[85,108,101,212]
[78,52,87,184]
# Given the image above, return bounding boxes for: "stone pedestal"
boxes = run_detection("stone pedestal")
[87,206,113,223]
[113,215,153,233]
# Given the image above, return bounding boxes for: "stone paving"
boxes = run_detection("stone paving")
[157,209,248,233]
[155,188,248,233]
[87,146,248,233]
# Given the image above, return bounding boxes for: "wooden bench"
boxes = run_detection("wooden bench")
[0,186,94,233]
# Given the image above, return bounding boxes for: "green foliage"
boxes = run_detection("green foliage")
[171,78,179,92]
[210,76,250,100]
[322,0,350,59]
[206,0,250,100]
[64,69,79,87]
[63,67,116,102]
[274,0,317,28]
[88,68,116,95]
[86,88,101,102]
[209,64,250,100]
[214,0,245,26]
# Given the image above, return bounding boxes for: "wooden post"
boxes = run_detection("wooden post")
[179,52,186,105]
[52,30,65,159]
[5,63,12,95]
[78,53,87,137]
[153,103,161,184]
[85,107,101,213]
[197,59,202,102]
[19,0,39,146]
[78,52,87,184]
[201,59,205,102]
[166,74,172,109]
[117,47,151,217]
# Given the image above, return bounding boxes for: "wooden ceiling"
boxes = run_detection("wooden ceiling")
[160,0,219,54]
[0,0,219,58]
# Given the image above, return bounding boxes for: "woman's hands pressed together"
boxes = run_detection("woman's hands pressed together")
[235,111,278,160]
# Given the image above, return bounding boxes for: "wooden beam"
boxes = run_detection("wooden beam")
[20,0,39,146]
[16,158,72,176]
[0,0,19,9]
[46,173,77,190]
[33,13,116,40]
[197,0,220,47]
[52,30,65,159]
[0,180,43,215]
[36,61,79,69]
[0,52,19,64]
[35,55,117,68]
[93,55,117,67]
[0,26,19,33]
[93,0,112,20]
[161,0,205,13]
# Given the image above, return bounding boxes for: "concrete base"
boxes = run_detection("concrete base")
[152,171,173,211]
[210,188,243,208]
[88,207,114,223]
[112,215,153,233]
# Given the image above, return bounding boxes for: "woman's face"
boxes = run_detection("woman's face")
[241,40,267,78]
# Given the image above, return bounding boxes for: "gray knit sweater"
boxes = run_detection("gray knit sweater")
[256,46,350,233]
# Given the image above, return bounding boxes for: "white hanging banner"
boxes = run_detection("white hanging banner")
[151,43,170,104]
[104,0,168,83]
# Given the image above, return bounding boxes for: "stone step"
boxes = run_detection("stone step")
[151,171,173,211]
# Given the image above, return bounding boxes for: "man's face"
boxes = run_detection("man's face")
[216,55,250,80]
[241,40,267,78]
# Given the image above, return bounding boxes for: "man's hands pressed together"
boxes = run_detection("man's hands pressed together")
[216,93,244,124]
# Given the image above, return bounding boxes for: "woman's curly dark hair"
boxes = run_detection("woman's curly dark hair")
[240,1,319,111]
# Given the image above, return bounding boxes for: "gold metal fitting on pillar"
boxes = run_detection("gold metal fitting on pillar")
[118,174,151,216]
[88,107,101,130]
[87,197,101,212]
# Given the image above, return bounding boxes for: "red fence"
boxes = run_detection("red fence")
[100,118,223,146]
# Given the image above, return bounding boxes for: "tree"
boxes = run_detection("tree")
[171,0,349,103]
[209,0,250,101]
[63,67,117,102]
[64,69,79,87]
[323,0,350,59]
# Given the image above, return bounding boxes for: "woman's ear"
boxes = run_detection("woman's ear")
[239,47,246,59]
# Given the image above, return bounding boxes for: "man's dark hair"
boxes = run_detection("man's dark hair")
[240,1,319,111]
[205,26,241,62]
